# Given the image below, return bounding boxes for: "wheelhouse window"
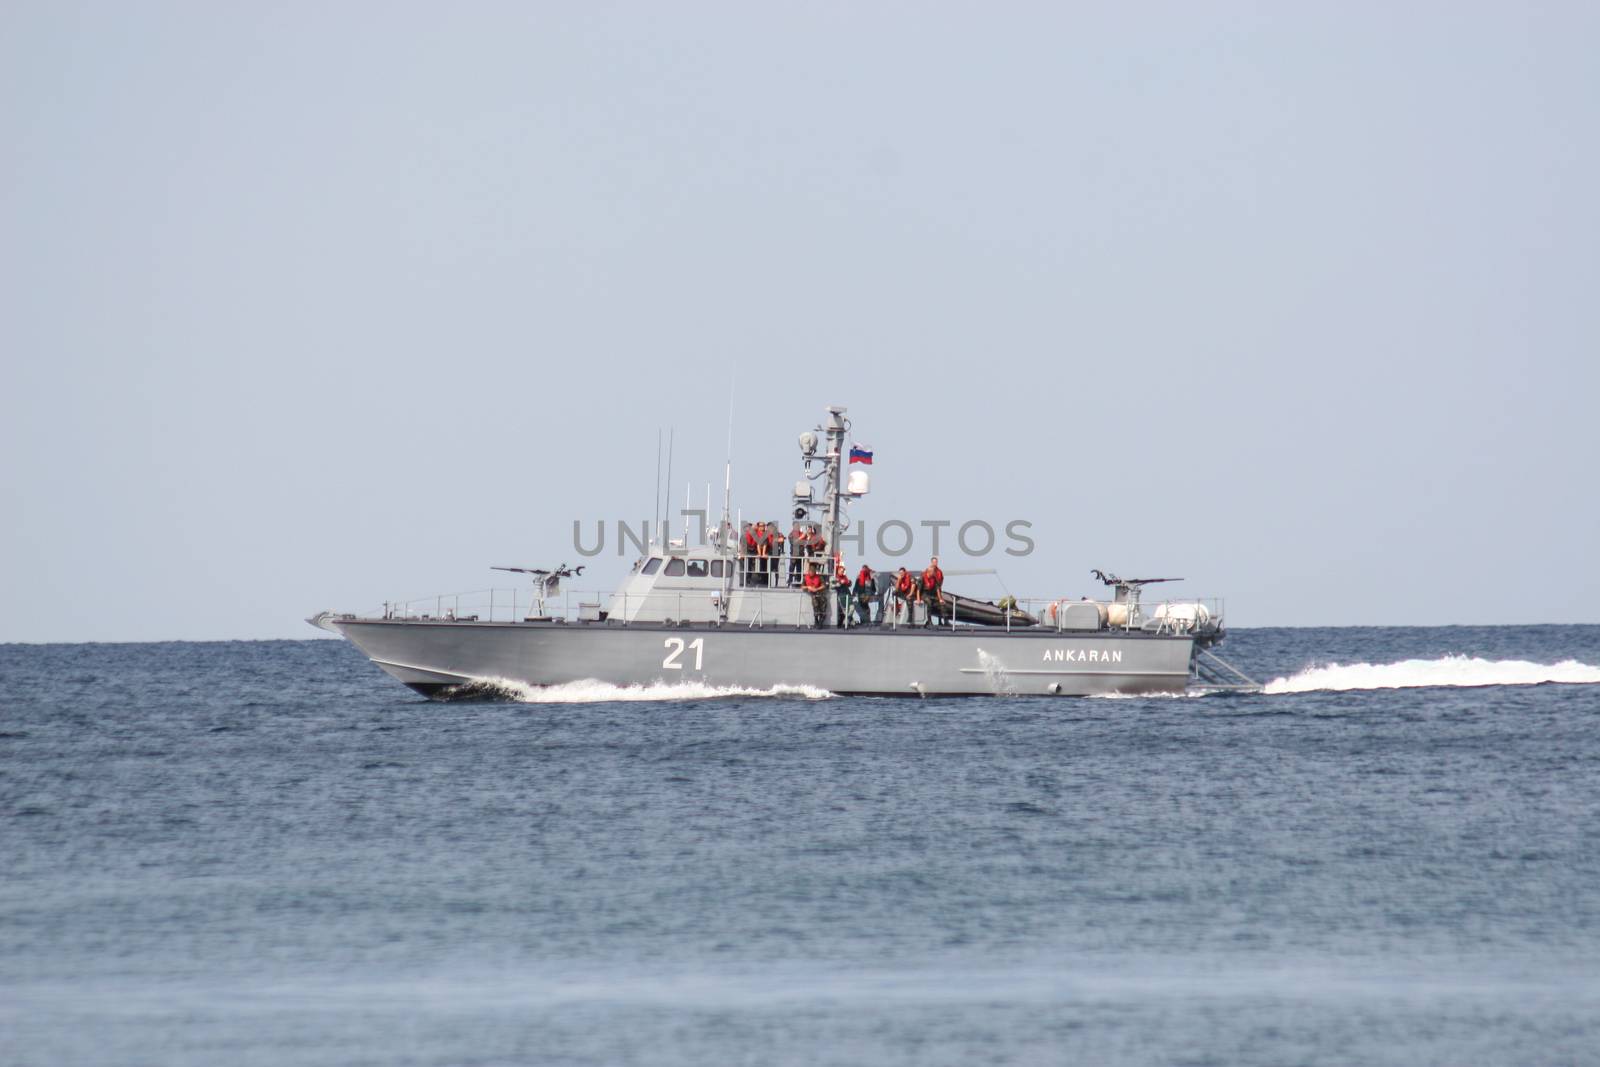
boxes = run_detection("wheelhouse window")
[687,559,709,578]
[710,560,726,578]
[664,558,686,576]
[641,557,662,575]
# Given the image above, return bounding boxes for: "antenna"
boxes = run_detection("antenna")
[719,375,736,620]
[652,429,662,550]
[662,428,674,551]
[724,373,736,461]
[722,374,736,532]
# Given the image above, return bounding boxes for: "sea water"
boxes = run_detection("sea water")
[2,626,1598,1066]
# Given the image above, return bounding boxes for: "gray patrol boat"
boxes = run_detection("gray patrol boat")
[310,406,1258,698]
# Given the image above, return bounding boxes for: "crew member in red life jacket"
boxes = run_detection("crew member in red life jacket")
[833,557,852,628]
[742,523,759,586]
[788,522,805,586]
[893,567,914,624]
[802,564,827,627]
[921,555,945,627]
[853,564,876,628]
[758,521,776,587]
[763,522,780,587]
[808,526,826,562]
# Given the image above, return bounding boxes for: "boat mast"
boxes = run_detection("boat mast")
[652,429,662,551]
[718,379,736,622]
[662,428,674,551]
[823,405,848,565]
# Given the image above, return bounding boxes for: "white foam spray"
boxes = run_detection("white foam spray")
[457,677,833,703]
[1263,655,1600,695]
[974,649,1017,696]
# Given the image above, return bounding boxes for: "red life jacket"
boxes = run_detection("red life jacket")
[803,572,823,591]
[744,531,758,551]
[895,573,913,595]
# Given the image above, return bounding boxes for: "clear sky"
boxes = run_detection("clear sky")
[3,2,1596,642]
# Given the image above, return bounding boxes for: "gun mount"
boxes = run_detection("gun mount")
[491,564,585,617]
[1090,569,1182,607]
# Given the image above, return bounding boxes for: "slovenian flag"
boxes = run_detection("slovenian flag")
[849,445,874,465]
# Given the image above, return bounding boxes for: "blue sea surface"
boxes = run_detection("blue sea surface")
[2,626,1599,1066]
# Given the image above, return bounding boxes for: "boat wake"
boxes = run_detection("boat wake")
[446,677,834,703]
[1263,655,1600,695]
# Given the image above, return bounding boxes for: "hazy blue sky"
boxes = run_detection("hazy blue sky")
[3,2,1596,641]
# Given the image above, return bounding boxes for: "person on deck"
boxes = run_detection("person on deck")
[872,569,891,625]
[833,558,852,629]
[892,567,914,626]
[853,564,876,628]
[764,522,781,588]
[742,523,759,587]
[808,526,826,563]
[788,522,805,586]
[921,556,945,627]
[803,565,827,628]
[755,521,773,587]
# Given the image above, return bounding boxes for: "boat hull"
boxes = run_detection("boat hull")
[324,618,1196,698]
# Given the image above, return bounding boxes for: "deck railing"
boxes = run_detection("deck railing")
[351,586,1224,635]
